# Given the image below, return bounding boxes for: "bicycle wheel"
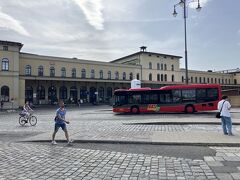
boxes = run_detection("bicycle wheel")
[29,116,37,126]
[19,116,27,126]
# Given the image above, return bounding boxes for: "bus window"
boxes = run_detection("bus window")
[172,90,182,103]
[129,94,141,104]
[160,91,172,103]
[115,95,127,105]
[142,93,159,104]
[196,89,207,102]
[207,88,218,101]
[182,89,196,101]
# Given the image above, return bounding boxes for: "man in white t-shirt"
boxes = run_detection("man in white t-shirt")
[218,95,233,135]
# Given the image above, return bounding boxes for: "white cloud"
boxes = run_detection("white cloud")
[0,8,30,36]
[72,0,104,30]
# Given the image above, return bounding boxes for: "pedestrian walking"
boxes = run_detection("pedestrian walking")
[52,100,73,145]
[77,99,81,107]
[218,95,233,136]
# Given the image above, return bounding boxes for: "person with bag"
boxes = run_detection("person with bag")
[51,100,73,145]
[217,96,233,136]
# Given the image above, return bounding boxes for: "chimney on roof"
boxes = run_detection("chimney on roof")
[140,46,147,52]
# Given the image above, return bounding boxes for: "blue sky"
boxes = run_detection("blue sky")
[0,0,239,71]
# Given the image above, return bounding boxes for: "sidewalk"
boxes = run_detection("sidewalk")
[20,108,240,146]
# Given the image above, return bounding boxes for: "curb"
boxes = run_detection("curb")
[124,122,240,125]
[21,139,240,147]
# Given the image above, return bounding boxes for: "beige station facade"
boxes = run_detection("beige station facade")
[0,41,240,109]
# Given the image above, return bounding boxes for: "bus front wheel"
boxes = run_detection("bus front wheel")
[131,106,140,114]
[185,105,195,113]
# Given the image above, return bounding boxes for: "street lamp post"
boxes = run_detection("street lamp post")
[173,0,202,84]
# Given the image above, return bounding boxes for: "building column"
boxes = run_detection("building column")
[19,79,25,107]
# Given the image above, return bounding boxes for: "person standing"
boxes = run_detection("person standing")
[52,100,72,145]
[218,96,233,135]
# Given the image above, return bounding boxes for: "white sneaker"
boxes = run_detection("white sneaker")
[52,141,57,145]
[67,139,74,146]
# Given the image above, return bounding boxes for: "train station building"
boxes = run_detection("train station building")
[0,40,240,108]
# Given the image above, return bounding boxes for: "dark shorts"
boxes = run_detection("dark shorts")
[54,123,67,132]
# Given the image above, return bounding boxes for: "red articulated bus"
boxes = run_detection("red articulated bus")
[113,84,222,114]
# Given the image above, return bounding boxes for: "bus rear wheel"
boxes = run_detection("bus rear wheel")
[185,105,195,113]
[131,106,140,114]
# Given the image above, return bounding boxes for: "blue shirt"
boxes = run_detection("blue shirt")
[55,108,66,124]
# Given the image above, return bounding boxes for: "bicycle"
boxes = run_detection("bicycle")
[19,112,37,126]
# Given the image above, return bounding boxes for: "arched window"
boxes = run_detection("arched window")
[25,86,33,103]
[25,65,31,76]
[211,78,213,84]
[129,73,133,80]
[91,69,95,79]
[161,64,163,70]
[218,79,221,84]
[199,77,202,83]
[157,63,160,70]
[72,68,76,78]
[81,69,86,78]
[182,76,184,83]
[50,67,55,77]
[149,73,152,81]
[1,86,9,102]
[123,72,126,80]
[195,77,198,83]
[99,70,103,79]
[161,74,164,81]
[172,75,175,82]
[215,78,217,84]
[107,87,112,98]
[80,86,87,101]
[157,74,160,81]
[98,87,104,102]
[229,79,231,84]
[164,74,167,81]
[2,58,9,71]
[108,71,111,79]
[225,79,227,84]
[171,65,174,71]
[164,64,167,70]
[37,86,45,100]
[115,71,119,80]
[59,86,67,100]
[70,86,77,103]
[38,65,44,76]
[203,77,206,83]
[136,73,140,80]
[149,62,152,69]
[207,78,210,83]
[222,79,224,84]
[191,77,193,83]
[61,67,66,77]
[48,86,57,103]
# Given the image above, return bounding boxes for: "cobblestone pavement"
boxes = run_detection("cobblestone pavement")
[1,107,240,179]
[0,142,217,180]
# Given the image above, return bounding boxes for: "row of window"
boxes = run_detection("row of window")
[25,86,115,101]
[148,74,170,82]
[25,65,137,80]
[181,76,232,85]
[149,62,174,71]
[1,59,237,84]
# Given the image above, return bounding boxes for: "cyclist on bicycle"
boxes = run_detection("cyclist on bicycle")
[21,101,33,119]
